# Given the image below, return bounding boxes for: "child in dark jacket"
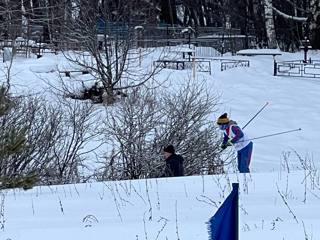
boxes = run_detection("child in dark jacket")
[162,145,184,177]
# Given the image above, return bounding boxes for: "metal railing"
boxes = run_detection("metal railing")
[274,60,320,78]
[154,59,211,75]
[220,59,250,71]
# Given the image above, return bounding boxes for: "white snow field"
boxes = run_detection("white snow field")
[0,48,319,240]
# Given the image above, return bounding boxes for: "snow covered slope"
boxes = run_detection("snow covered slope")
[1,171,319,240]
[0,49,319,240]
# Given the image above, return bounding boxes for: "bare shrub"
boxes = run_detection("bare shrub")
[98,79,224,180]
[41,99,102,184]
[0,91,101,187]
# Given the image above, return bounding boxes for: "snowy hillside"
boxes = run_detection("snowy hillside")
[1,171,320,240]
[0,48,320,239]
[2,49,319,172]
[213,50,320,172]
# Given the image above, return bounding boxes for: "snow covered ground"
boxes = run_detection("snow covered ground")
[0,48,319,239]
[213,51,320,172]
[1,171,319,240]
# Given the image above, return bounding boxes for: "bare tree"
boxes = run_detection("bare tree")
[60,0,164,105]
[98,79,224,180]
[0,0,22,39]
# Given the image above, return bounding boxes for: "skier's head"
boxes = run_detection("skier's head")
[217,113,230,130]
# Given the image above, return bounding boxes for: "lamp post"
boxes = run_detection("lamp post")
[181,26,195,48]
[134,25,144,67]
[188,29,191,48]
[301,17,311,63]
[221,36,225,56]
[187,27,195,61]
[221,15,231,57]
[301,37,310,63]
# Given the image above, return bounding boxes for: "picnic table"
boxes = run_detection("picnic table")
[170,45,195,61]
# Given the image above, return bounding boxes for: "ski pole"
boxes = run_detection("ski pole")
[219,128,301,153]
[247,128,302,141]
[242,102,269,129]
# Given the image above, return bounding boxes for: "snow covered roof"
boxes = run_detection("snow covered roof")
[237,48,282,55]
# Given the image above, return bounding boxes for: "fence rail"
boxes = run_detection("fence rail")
[196,57,250,71]
[220,59,250,71]
[274,60,320,78]
[154,59,211,74]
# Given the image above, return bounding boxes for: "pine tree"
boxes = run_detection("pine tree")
[0,86,38,190]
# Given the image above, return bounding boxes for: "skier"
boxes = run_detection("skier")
[217,113,253,173]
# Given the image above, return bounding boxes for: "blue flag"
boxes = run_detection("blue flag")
[207,183,239,240]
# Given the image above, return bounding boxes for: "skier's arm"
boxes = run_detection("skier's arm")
[222,133,229,145]
[230,126,244,143]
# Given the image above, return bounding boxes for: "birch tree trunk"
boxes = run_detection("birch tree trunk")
[264,0,278,48]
